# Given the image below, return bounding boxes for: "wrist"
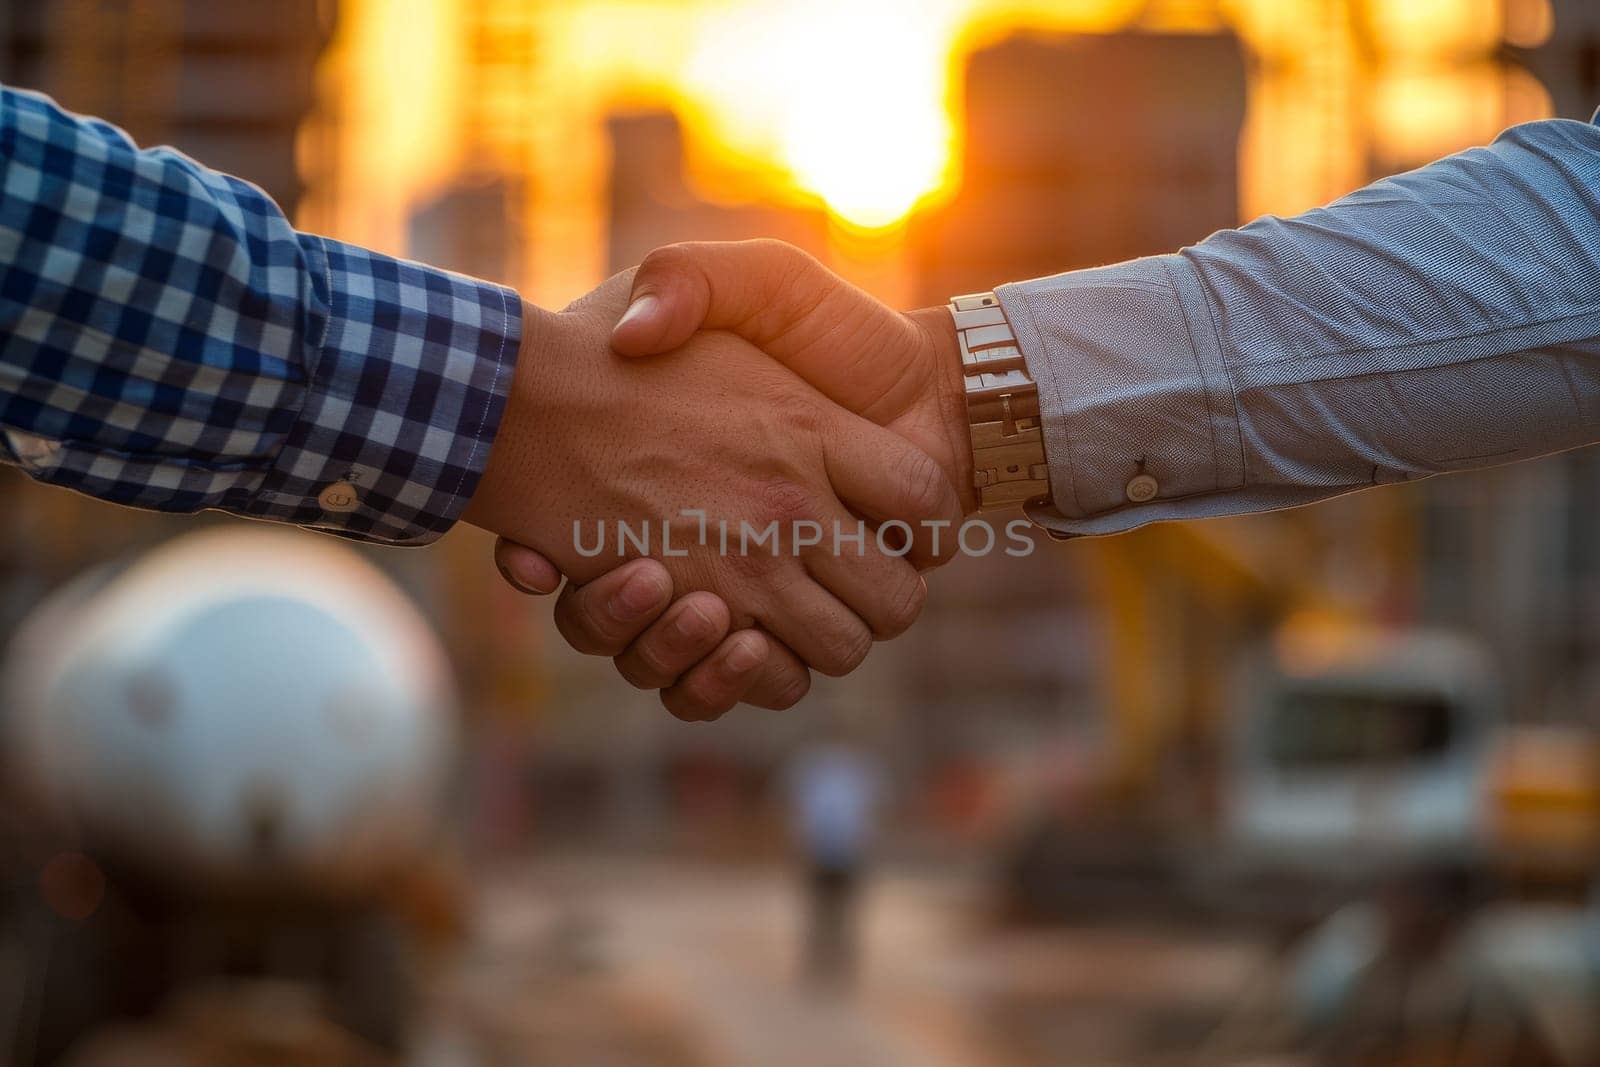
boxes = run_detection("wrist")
[908,306,979,515]
[944,292,1050,513]
[461,298,565,536]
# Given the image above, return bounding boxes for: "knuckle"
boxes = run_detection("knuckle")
[746,237,808,272]
[788,404,825,440]
[735,478,820,559]
[896,447,952,521]
[723,540,787,582]
[760,393,824,439]
[757,238,820,279]
[755,473,819,525]
[638,243,691,284]
[746,236,789,257]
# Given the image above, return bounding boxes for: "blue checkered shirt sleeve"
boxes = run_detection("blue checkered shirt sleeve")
[999,115,1600,537]
[0,86,520,545]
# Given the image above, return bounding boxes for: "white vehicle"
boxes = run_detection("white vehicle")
[1226,627,1497,885]
[0,528,458,1062]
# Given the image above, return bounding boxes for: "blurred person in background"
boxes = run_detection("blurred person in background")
[0,83,967,722]
[785,734,881,988]
[505,106,1600,710]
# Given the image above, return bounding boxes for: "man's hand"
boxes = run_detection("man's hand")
[491,243,981,717]
[461,268,961,717]
[612,239,976,518]
[494,548,778,720]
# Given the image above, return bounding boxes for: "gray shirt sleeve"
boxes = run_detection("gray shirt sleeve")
[996,116,1600,537]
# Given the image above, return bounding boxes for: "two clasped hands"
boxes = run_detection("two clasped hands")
[460,240,978,721]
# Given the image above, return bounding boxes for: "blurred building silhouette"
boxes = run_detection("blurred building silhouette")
[1519,0,1600,124]
[607,112,828,275]
[911,31,1247,302]
[409,174,524,286]
[0,0,332,212]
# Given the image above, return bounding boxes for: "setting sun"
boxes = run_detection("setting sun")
[316,0,1529,300]
[683,1,962,230]
[678,0,1150,230]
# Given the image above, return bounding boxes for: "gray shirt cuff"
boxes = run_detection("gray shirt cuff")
[997,254,1250,537]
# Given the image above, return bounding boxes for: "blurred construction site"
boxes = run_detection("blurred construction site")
[3,0,1600,1064]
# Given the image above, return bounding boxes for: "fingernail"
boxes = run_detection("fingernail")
[616,293,659,333]
[669,602,714,644]
[609,570,666,621]
[722,638,763,675]
[497,560,538,595]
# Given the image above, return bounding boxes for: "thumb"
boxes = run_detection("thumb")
[493,537,563,595]
[610,240,921,421]
[609,256,710,357]
[612,239,815,357]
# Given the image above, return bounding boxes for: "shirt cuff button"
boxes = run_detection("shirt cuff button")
[1125,473,1159,503]
[318,481,361,514]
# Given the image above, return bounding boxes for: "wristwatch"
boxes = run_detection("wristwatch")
[948,292,1051,510]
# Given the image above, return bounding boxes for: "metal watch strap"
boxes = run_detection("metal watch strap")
[949,292,1051,510]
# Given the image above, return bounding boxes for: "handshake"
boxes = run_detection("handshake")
[461,239,999,721]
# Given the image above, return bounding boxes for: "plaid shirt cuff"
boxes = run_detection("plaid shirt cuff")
[240,239,520,545]
[0,85,520,546]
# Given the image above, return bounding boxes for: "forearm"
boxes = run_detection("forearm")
[0,86,520,544]
[999,116,1600,536]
